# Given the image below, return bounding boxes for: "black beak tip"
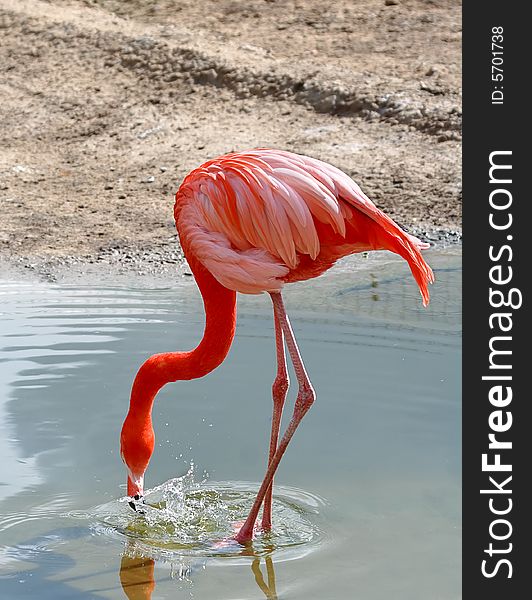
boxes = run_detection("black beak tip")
[128,494,145,513]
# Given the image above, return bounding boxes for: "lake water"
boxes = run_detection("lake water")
[0,250,461,599]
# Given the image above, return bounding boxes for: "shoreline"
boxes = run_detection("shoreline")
[0,226,461,288]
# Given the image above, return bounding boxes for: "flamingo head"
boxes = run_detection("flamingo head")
[120,415,155,504]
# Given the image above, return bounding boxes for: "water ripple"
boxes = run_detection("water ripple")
[71,470,327,563]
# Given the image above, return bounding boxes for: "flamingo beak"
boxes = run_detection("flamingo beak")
[127,472,145,511]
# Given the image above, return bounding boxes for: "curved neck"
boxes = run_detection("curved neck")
[127,252,237,418]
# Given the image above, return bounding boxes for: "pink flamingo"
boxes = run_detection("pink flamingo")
[120,149,434,544]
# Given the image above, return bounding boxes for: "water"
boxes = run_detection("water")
[0,250,461,599]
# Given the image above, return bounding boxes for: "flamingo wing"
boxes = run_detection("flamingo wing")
[175,149,433,302]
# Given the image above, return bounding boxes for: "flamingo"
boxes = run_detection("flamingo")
[120,148,434,544]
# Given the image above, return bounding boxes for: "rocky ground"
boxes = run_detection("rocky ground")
[0,0,461,282]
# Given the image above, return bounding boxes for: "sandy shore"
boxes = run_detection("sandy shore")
[0,0,461,282]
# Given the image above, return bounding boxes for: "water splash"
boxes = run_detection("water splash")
[75,467,326,561]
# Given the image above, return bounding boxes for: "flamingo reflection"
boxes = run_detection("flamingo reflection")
[251,555,278,599]
[119,554,156,600]
[119,545,278,599]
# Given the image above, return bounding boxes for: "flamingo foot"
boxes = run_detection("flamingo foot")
[234,518,262,545]
[208,520,260,548]
[234,527,254,545]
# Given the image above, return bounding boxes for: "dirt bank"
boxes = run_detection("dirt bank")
[0,0,461,281]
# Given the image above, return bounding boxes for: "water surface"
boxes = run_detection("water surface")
[0,250,461,599]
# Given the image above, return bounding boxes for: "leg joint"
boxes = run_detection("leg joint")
[296,383,315,413]
[272,375,289,400]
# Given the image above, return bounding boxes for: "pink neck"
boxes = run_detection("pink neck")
[127,252,237,419]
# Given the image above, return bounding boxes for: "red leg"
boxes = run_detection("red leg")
[235,292,315,544]
[261,295,289,531]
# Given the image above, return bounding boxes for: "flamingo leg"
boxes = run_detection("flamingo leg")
[235,291,315,544]
[261,295,290,531]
